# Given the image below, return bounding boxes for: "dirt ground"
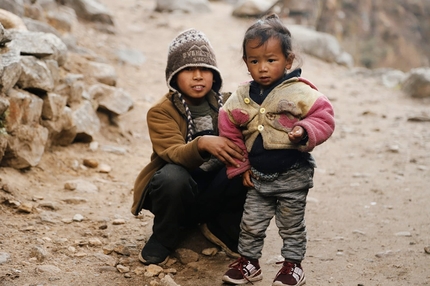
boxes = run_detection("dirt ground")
[1,0,430,285]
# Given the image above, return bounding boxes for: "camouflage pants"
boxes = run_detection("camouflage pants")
[238,161,313,262]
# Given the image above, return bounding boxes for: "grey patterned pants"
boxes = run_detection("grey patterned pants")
[238,160,313,262]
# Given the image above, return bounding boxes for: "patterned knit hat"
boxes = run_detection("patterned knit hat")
[166,28,222,93]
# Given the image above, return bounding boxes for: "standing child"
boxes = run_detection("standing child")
[132,29,248,265]
[219,14,335,285]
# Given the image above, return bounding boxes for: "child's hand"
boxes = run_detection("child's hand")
[288,126,306,144]
[198,135,245,167]
[242,169,254,187]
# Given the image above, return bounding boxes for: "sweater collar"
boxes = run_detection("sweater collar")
[168,90,220,116]
[249,69,302,104]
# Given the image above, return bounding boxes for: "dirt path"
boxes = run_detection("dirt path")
[1,1,429,285]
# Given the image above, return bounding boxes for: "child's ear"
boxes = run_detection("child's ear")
[286,53,295,70]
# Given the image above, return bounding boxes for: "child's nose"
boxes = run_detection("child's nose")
[259,63,267,72]
[193,69,203,79]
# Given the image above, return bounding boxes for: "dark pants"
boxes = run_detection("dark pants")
[143,163,247,250]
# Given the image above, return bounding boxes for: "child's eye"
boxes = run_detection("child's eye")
[268,59,276,63]
[250,60,258,64]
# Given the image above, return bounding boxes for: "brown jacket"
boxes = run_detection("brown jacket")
[131,90,221,215]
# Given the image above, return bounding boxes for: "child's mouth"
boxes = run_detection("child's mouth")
[193,85,205,91]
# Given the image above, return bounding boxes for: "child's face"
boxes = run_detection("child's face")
[243,37,294,87]
[176,67,214,105]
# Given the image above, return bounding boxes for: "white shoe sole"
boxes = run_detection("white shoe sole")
[222,273,263,284]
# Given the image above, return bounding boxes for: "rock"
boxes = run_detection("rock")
[373,68,407,88]
[71,100,101,142]
[5,89,43,132]
[114,245,131,256]
[99,145,127,155]
[23,17,62,38]
[64,179,98,193]
[288,25,353,67]
[98,163,111,173]
[75,252,87,257]
[133,266,146,276]
[1,124,48,169]
[102,245,114,255]
[0,252,11,265]
[64,181,77,190]
[174,248,199,265]
[42,106,77,146]
[155,0,211,13]
[23,2,45,21]
[402,67,430,98]
[88,237,102,247]
[83,158,98,168]
[9,30,68,66]
[62,197,88,204]
[36,264,61,274]
[86,61,117,86]
[17,56,55,92]
[0,7,27,29]
[201,247,218,256]
[0,22,12,45]
[30,245,48,262]
[73,213,84,221]
[144,264,163,277]
[115,48,145,66]
[45,6,77,33]
[116,264,130,273]
[112,218,125,225]
[0,0,25,16]
[89,84,133,116]
[98,266,117,272]
[41,92,67,121]
[375,250,397,258]
[68,80,89,106]
[0,45,22,93]
[61,0,114,25]
[160,274,180,286]
[93,253,116,266]
[18,202,33,213]
[232,0,273,17]
[395,231,412,237]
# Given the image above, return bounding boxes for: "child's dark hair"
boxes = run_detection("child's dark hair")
[242,13,293,60]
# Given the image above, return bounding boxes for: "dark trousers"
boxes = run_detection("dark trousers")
[143,163,247,250]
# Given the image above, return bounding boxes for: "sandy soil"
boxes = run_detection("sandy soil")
[1,1,430,285]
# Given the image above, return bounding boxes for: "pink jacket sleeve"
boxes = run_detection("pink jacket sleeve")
[295,95,335,152]
[218,109,251,178]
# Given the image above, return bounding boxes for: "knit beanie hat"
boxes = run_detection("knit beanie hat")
[165,28,222,93]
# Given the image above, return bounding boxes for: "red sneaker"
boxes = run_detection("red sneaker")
[272,261,306,286]
[222,256,263,284]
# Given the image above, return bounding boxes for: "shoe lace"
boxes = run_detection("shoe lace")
[229,257,256,284]
[275,261,302,282]
[276,261,295,275]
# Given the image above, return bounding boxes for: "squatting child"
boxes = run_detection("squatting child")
[132,29,248,265]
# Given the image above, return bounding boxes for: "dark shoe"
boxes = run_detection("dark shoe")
[199,223,239,258]
[222,256,263,284]
[138,235,171,265]
[272,261,306,286]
